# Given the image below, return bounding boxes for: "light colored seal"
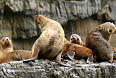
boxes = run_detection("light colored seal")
[0,37,32,64]
[0,37,13,54]
[0,50,31,64]
[24,15,70,66]
[86,22,116,62]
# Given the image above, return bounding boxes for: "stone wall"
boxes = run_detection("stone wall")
[0,0,101,50]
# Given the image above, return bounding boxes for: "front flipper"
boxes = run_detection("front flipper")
[87,54,93,64]
[67,51,75,60]
[56,50,71,67]
[23,46,40,62]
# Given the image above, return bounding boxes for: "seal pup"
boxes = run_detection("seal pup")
[86,22,116,62]
[63,39,97,63]
[0,37,13,54]
[70,34,86,46]
[24,15,70,66]
[0,37,32,64]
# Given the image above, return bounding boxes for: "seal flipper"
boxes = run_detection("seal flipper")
[87,54,93,64]
[23,47,40,62]
[67,51,75,60]
[56,50,71,67]
[67,46,75,60]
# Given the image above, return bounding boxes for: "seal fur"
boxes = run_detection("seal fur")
[70,34,86,46]
[63,39,97,63]
[86,22,116,62]
[25,15,70,66]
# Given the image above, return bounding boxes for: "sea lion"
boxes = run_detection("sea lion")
[0,50,31,64]
[63,39,97,63]
[70,34,86,46]
[24,15,70,66]
[0,37,13,54]
[86,22,116,62]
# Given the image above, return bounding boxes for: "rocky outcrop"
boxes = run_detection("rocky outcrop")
[0,0,101,50]
[0,0,101,39]
[0,59,115,78]
[0,0,116,77]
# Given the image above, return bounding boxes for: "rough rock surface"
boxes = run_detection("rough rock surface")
[0,0,101,50]
[0,0,116,77]
[0,0,101,39]
[0,59,115,78]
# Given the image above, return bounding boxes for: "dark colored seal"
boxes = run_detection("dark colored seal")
[86,22,116,62]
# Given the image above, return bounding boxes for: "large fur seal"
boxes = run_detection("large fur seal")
[86,22,116,62]
[63,39,97,63]
[25,15,70,66]
[70,34,86,46]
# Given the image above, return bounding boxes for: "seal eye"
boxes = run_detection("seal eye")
[3,39,4,41]
[109,29,112,33]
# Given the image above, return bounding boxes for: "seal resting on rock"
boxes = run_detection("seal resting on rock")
[63,39,97,63]
[0,50,31,64]
[70,34,86,46]
[86,22,116,62]
[0,37,31,64]
[24,15,70,66]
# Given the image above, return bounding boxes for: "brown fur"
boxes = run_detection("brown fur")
[86,22,116,62]
[63,40,97,63]
[70,34,86,46]
[0,37,31,64]
[27,15,70,66]
[0,50,31,64]
[0,37,13,54]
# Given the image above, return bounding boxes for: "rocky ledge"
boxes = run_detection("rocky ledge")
[0,59,115,78]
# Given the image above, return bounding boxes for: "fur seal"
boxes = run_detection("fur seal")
[0,50,31,64]
[0,37,13,54]
[70,34,86,46]
[25,15,70,66]
[63,39,97,63]
[0,37,32,64]
[86,22,116,62]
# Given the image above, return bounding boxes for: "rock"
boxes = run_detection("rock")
[1,0,101,39]
[0,0,102,50]
[0,59,115,78]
